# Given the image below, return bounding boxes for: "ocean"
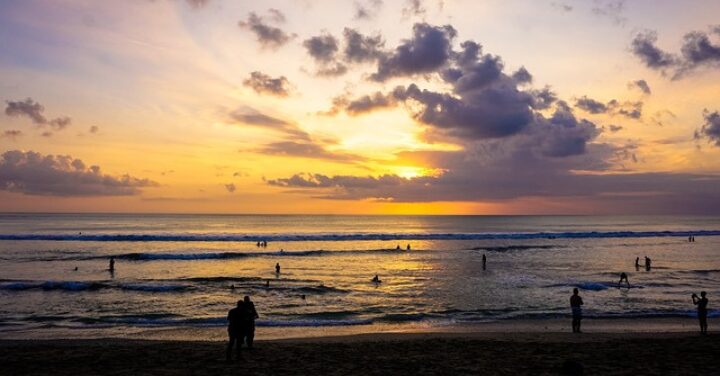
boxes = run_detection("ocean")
[0,214,718,338]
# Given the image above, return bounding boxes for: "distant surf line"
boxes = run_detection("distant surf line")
[0,230,719,242]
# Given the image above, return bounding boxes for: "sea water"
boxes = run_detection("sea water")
[0,214,718,337]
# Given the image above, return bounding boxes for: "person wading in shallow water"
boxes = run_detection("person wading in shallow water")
[692,291,709,335]
[570,288,584,333]
[226,300,247,361]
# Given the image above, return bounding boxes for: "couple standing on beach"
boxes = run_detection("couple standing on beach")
[226,296,260,361]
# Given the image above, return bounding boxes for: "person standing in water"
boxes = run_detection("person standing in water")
[635,257,640,270]
[275,263,281,274]
[482,254,487,270]
[618,272,630,287]
[692,291,709,335]
[406,244,411,251]
[109,257,115,272]
[570,288,584,333]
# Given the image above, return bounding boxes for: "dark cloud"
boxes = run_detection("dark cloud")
[89,126,99,134]
[371,23,457,81]
[575,96,608,114]
[631,26,720,78]
[695,110,720,146]
[628,79,651,95]
[512,67,533,84]
[242,71,291,97]
[630,31,677,70]
[1,130,22,140]
[0,150,156,196]
[5,98,71,130]
[607,124,623,132]
[315,63,349,77]
[343,28,385,63]
[255,141,363,162]
[575,96,643,119]
[238,12,295,48]
[529,87,557,110]
[681,30,720,67]
[224,183,236,193]
[303,33,339,63]
[229,107,310,141]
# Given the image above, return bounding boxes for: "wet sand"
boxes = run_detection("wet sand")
[1,319,718,375]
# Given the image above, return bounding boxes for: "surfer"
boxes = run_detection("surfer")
[372,274,381,283]
[482,254,487,270]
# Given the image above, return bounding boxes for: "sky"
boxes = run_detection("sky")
[1,0,720,214]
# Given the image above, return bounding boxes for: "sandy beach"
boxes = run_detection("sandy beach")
[1,318,718,375]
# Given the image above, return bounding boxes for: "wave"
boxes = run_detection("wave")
[0,280,192,293]
[546,282,646,291]
[472,245,558,252]
[1,229,719,242]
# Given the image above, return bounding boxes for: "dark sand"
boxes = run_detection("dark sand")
[1,329,718,375]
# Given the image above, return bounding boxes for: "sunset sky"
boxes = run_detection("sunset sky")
[1,0,719,214]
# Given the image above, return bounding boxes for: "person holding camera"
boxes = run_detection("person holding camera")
[691,291,709,335]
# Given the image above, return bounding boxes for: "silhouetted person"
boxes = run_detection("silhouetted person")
[256,241,260,247]
[226,300,246,361]
[406,244,411,251]
[692,236,696,242]
[372,274,381,283]
[634,257,640,270]
[396,244,401,250]
[242,296,259,349]
[619,272,630,287]
[266,280,270,288]
[275,263,281,274]
[73,266,78,271]
[109,257,115,272]
[644,256,651,271]
[570,288,583,333]
[482,254,487,270]
[692,291,709,335]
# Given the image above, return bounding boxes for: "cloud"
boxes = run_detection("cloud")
[354,0,383,20]
[343,28,385,63]
[575,96,608,114]
[224,183,236,193]
[1,130,22,140]
[574,96,643,119]
[607,124,623,132]
[630,31,677,70]
[242,71,291,97]
[5,98,72,130]
[402,0,426,17]
[371,23,457,81]
[254,141,363,162]
[238,11,295,49]
[591,0,627,25]
[89,125,99,134]
[303,33,339,63]
[631,26,720,78]
[267,8,286,23]
[695,110,720,146]
[628,79,651,95]
[229,107,310,140]
[0,150,156,196]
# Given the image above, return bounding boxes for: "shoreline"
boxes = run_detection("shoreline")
[1,317,714,342]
